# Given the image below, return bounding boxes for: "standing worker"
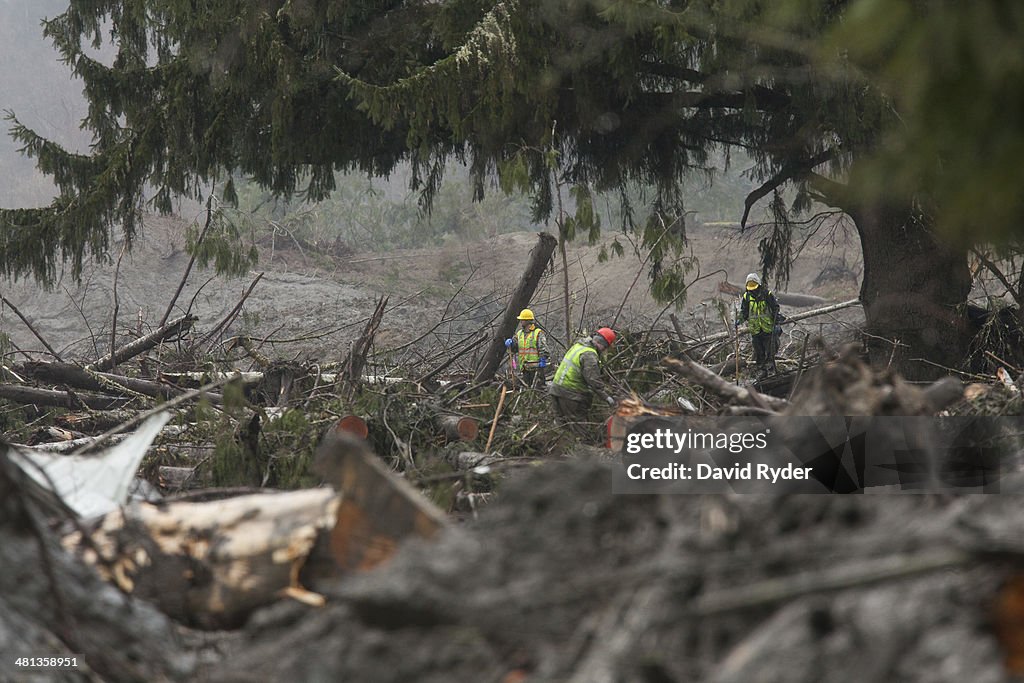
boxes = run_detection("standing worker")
[549,327,618,431]
[736,273,780,378]
[505,309,550,387]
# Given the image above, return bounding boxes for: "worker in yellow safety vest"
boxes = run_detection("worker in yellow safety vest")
[736,272,781,378]
[504,308,550,387]
[548,327,617,428]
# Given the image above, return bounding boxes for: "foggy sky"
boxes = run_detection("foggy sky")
[0,0,90,207]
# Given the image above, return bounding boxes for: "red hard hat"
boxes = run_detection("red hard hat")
[596,327,616,346]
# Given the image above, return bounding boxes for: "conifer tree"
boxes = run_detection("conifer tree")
[2,0,1021,377]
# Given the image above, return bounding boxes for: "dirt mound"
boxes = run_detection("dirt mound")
[3,438,1020,682]
[206,462,1013,683]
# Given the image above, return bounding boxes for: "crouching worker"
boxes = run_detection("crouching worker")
[549,327,617,435]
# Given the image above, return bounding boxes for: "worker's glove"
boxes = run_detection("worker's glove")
[504,338,514,348]
[734,321,741,329]
[538,358,547,368]
[605,396,616,407]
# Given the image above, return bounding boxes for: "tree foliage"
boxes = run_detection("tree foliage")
[1,0,445,283]
[1,0,1021,302]
[827,0,1024,242]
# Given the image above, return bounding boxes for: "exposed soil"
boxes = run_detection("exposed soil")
[0,213,863,365]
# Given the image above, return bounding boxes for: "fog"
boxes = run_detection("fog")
[0,0,90,207]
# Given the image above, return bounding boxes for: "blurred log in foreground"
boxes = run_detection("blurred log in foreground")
[62,489,339,630]
[0,448,194,682]
[51,428,449,631]
[315,431,448,572]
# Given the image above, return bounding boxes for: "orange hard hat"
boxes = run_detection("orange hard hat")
[596,327,616,346]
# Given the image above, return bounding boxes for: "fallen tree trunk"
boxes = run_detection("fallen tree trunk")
[63,488,339,629]
[474,232,558,383]
[662,357,789,412]
[0,383,134,410]
[23,361,224,404]
[17,425,192,455]
[160,370,265,384]
[686,299,861,351]
[56,410,195,433]
[57,409,148,432]
[24,432,131,453]
[88,314,197,372]
[717,281,829,308]
[437,414,479,442]
[159,371,409,385]
[158,465,200,490]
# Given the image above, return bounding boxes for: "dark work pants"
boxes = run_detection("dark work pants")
[752,332,775,369]
[551,394,596,438]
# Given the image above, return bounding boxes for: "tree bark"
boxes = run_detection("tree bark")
[811,176,971,380]
[338,296,388,393]
[0,384,133,410]
[474,232,558,383]
[22,361,223,404]
[850,204,970,380]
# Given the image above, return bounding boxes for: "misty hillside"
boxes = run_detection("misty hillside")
[0,0,90,208]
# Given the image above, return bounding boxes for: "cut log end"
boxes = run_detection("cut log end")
[332,415,369,440]
[440,415,478,442]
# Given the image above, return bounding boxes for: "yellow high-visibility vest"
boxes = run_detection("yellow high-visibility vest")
[553,342,596,392]
[743,291,775,334]
[516,327,542,366]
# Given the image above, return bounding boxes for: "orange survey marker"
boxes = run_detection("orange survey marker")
[314,431,448,572]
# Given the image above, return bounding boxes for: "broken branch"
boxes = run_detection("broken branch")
[662,357,789,412]
[87,314,197,372]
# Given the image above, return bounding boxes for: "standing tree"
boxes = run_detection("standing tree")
[2,0,1022,378]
